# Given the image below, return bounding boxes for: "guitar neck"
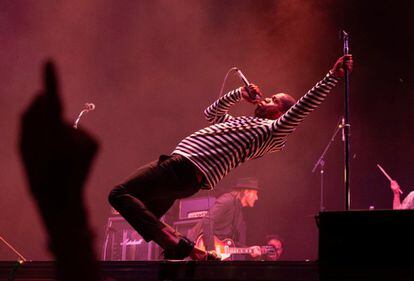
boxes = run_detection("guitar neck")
[229,247,253,254]
[229,246,270,255]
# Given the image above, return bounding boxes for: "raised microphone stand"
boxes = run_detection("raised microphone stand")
[312,117,344,212]
[342,30,351,210]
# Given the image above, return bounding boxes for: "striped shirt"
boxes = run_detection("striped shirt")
[173,71,340,189]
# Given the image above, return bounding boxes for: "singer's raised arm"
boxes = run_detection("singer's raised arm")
[271,71,340,139]
[270,54,352,140]
[204,89,242,124]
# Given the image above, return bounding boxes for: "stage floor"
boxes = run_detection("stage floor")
[1,260,413,281]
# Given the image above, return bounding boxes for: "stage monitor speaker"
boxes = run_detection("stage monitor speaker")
[318,210,414,266]
[101,216,159,261]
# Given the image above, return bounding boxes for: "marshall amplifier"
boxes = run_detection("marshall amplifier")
[173,218,203,238]
[173,196,216,238]
[179,196,216,220]
[101,216,160,261]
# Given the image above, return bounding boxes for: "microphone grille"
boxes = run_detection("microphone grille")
[85,103,96,110]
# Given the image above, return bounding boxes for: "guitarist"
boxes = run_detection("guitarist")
[187,178,261,260]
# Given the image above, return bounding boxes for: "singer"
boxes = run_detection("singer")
[108,55,353,261]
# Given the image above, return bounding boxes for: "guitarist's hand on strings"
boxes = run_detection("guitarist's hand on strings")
[249,246,261,258]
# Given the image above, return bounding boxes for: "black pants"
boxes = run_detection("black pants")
[108,154,202,242]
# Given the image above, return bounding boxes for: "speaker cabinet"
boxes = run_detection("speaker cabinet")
[173,218,202,237]
[101,216,160,261]
[318,210,414,266]
[179,196,215,220]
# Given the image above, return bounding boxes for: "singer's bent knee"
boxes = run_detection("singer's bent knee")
[108,185,126,207]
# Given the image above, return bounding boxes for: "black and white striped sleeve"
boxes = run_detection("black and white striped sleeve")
[204,89,242,124]
[272,71,341,137]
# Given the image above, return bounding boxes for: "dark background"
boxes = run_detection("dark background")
[1,0,413,261]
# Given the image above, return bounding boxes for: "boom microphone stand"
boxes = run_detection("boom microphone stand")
[342,30,351,210]
[312,117,344,212]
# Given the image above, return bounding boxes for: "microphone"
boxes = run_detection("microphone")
[73,102,96,129]
[341,30,350,55]
[84,103,95,111]
[234,68,257,100]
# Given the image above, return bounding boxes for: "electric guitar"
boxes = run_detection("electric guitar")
[195,234,275,261]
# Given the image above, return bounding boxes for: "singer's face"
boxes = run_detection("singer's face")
[254,93,295,120]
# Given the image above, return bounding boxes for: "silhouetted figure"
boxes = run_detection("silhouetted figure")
[19,61,100,281]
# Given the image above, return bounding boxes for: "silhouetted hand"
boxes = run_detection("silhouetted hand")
[249,246,261,258]
[19,61,98,211]
[19,60,100,281]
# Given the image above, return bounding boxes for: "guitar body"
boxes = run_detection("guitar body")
[195,235,236,260]
[195,234,275,261]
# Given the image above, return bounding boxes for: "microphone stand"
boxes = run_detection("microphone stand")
[312,118,344,212]
[0,234,27,264]
[0,234,27,280]
[342,30,351,210]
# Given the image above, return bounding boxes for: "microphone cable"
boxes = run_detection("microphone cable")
[217,67,240,100]
[211,67,242,123]
[204,67,240,252]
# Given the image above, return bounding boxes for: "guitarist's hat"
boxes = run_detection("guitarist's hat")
[234,177,260,191]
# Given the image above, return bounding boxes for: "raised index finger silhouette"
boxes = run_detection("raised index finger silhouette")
[43,60,62,120]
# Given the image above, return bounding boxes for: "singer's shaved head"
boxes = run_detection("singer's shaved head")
[254,93,296,120]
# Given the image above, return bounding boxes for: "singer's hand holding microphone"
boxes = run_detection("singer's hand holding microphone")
[240,84,263,104]
[331,54,353,78]
[233,68,263,104]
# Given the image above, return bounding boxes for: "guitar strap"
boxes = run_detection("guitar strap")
[202,215,215,251]
[231,194,238,242]
[231,193,247,246]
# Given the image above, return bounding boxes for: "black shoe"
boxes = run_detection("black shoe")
[163,237,194,260]
[205,251,221,261]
